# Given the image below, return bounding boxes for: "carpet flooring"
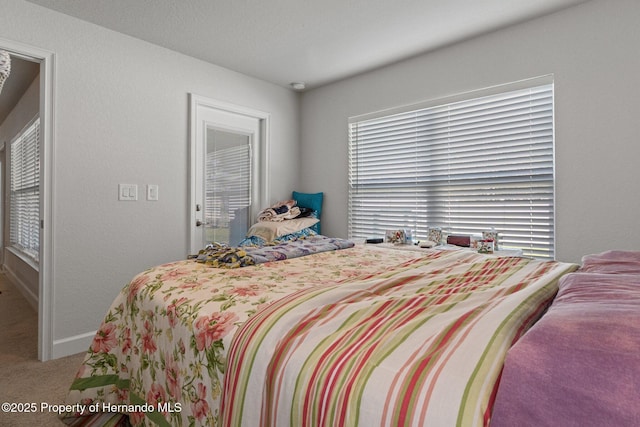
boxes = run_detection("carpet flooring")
[0,274,85,426]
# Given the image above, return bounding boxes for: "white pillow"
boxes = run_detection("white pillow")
[246,217,319,242]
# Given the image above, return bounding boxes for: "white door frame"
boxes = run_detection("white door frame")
[188,94,270,253]
[0,38,56,361]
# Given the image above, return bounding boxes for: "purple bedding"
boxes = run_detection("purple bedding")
[195,235,354,268]
[491,251,640,427]
[581,249,640,274]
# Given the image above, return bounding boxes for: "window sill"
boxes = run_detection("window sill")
[6,246,39,273]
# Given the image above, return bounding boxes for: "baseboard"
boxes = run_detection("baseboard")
[52,330,95,359]
[3,260,94,360]
[3,265,38,311]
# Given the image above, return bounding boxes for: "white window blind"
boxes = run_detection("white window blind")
[348,82,555,259]
[205,144,251,222]
[10,116,40,262]
[205,133,252,245]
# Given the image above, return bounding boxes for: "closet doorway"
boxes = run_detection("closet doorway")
[0,38,55,361]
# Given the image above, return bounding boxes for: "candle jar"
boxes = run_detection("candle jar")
[427,227,443,245]
[482,229,499,250]
[477,239,494,254]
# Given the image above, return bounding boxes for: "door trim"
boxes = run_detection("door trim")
[0,37,56,361]
[188,94,270,253]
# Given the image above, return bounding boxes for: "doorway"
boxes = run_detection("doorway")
[0,38,55,361]
[189,95,270,254]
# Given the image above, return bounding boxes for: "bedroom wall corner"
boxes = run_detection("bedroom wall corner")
[299,0,640,263]
[1,0,301,359]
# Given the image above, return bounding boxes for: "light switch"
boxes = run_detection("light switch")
[147,184,159,201]
[118,184,138,201]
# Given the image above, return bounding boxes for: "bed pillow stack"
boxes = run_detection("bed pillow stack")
[246,217,319,243]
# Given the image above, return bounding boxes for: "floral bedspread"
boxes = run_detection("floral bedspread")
[62,244,436,427]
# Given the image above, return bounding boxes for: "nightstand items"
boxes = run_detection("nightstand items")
[447,234,471,247]
[427,227,443,245]
[417,240,436,248]
[367,227,515,255]
[385,229,412,244]
[477,239,495,254]
[482,228,500,250]
[365,238,384,244]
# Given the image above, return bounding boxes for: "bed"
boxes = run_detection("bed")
[491,250,640,427]
[62,237,578,426]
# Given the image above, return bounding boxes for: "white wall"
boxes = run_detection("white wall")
[300,0,640,264]
[1,0,300,358]
[0,74,39,152]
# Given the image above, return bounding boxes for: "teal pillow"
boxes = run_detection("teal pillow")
[292,191,323,234]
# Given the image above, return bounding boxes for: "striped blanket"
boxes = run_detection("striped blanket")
[221,250,577,427]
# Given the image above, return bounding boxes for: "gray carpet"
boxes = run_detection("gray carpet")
[0,275,85,426]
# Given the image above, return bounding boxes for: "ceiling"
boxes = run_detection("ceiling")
[21,0,589,91]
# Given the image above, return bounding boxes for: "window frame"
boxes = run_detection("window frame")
[348,76,556,259]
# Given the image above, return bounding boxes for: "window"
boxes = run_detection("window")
[205,128,252,245]
[348,79,555,259]
[10,116,40,263]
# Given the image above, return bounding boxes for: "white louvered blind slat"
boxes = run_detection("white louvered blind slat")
[10,116,40,262]
[348,82,555,259]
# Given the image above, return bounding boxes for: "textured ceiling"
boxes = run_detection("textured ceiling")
[22,0,589,90]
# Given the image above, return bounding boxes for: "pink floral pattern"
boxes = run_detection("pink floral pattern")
[90,322,117,353]
[192,383,211,422]
[63,244,429,426]
[194,312,239,351]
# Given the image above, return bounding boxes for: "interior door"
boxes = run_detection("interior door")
[190,96,268,253]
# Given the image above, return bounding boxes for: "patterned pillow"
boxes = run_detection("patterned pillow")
[245,217,319,242]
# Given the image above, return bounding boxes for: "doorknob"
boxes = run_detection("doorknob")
[196,220,203,227]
